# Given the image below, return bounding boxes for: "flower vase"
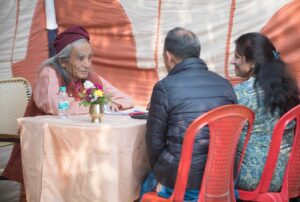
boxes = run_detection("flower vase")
[89,104,104,123]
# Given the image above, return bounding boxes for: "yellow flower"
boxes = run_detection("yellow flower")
[94,89,103,97]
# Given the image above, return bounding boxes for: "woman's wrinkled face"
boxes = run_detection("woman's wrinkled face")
[231,50,253,78]
[65,41,92,80]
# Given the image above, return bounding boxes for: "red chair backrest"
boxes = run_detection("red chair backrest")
[284,105,300,198]
[170,104,254,202]
[237,104,300,201]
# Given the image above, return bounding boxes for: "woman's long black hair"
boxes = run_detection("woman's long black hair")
[235,32,300,116]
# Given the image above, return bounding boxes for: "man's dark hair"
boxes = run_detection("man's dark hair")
[164,27,201,60]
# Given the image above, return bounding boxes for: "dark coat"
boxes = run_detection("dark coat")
[146,58,237,189]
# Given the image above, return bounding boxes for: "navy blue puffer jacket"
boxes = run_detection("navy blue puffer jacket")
[146,58,237,189]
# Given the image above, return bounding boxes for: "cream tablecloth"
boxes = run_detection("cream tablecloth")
[19,114,150,202]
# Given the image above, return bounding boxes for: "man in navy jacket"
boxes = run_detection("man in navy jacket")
[143,27,237,201]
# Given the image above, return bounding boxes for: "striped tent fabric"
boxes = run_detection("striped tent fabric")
[0,0,299,106]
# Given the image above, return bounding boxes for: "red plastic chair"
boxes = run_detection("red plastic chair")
[142,104,254,202]
[237,104,300,202]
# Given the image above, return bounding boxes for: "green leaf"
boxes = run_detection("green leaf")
[79,100,90,106]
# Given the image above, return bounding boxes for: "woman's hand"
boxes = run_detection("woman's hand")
[109,102,121,112]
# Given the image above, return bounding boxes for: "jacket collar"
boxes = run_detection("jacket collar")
[168,58,207,76]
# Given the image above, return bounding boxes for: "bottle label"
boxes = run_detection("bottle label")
[58,101,69,110]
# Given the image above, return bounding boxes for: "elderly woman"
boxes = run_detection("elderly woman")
[3,26,134,183]
[30,25,133,115]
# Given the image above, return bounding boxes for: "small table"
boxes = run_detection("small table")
[19,114,150,202]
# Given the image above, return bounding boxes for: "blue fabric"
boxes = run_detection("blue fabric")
[234,169,241,199]
[158,186,199,201]
[234,189,239,199]
[139,172,158,202]
[139,172,199,202]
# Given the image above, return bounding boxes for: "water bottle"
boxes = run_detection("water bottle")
[58,86,69,118]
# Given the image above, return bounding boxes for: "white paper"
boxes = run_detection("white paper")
[104,106,147,116]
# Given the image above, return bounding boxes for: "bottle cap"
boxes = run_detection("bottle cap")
[59,86,66,92]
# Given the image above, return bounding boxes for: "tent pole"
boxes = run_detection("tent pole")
[44,0,58,58]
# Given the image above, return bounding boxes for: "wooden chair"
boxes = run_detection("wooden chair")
[237,104,300,202]
[0,77,31,175]
[142,104,254,202]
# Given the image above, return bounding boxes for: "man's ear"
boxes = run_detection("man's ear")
[165,51,173,64]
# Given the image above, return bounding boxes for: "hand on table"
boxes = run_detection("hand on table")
[109,102,121,112]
